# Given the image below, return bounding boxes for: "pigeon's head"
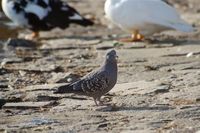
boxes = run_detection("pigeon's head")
[106,49,118,63]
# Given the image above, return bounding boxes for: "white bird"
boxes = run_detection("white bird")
[104,0,194,42]
[2,0,94,39]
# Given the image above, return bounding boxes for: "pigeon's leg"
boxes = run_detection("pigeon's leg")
[119,30,144,42]
[93,97,104,106]
[25,31,39,40]
[93,98,98,106]
[31,31,39,38]
[97,97,104,106]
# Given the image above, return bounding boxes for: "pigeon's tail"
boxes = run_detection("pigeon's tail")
[71,18,94,27]
[46,0,94,28]
[54,84,74,94]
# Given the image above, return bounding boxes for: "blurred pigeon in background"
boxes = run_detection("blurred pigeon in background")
[105,0,194,42]
[2,0,94,39]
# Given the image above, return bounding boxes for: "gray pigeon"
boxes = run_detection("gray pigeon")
[54,49,118,106]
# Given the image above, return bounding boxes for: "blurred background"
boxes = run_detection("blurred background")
[0,0,199,40]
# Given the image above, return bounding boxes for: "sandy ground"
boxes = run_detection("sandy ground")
[0,0,200,132]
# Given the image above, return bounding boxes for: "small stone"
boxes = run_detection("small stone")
[19,70,26,77]
[186,52,194,58]
[0,81,8,88]
[0,99,6,108]
[154,85,170,94]
[3,38,37,50]
[196,98,200,102]
[98,123,108,128]
[67,78,73,82]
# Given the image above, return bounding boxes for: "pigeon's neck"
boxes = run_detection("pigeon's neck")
[103,60,118,88]
[103,60,118,72]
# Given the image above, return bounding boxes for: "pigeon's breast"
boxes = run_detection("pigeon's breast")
[104,64,118,94]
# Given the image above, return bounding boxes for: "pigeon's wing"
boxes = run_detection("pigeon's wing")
[17,0,50,20]
[54,70,109,94]
[11,0,92,30]
[10,0,52,30]
[44,0,93,28]
[73,71,109,94]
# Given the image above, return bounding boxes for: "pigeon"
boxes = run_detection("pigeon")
[2,0,94,39]
[104,0,194,42]
[54,49,118,106]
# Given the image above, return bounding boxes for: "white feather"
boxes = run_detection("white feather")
[69,14,83,20]
[2,0,28,26]
[2,0,51,27]
[24,4,50,20]
[105,0,194,36]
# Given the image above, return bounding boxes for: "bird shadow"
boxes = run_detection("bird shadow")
[145,33,200,46]
[38,35,103,41]
[146,38,200,46]
[96,104,175,112]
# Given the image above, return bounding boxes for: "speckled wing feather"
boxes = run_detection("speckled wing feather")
[75,71,109,94]
[54,71,109,95]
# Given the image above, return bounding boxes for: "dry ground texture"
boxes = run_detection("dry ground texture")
[0,0,200,132]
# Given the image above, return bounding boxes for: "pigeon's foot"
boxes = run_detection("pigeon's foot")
[98,101,104,106]
[94,97,105,106]
[119,30,144,42]
[25,31,39,40]
[94,99,98,106]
